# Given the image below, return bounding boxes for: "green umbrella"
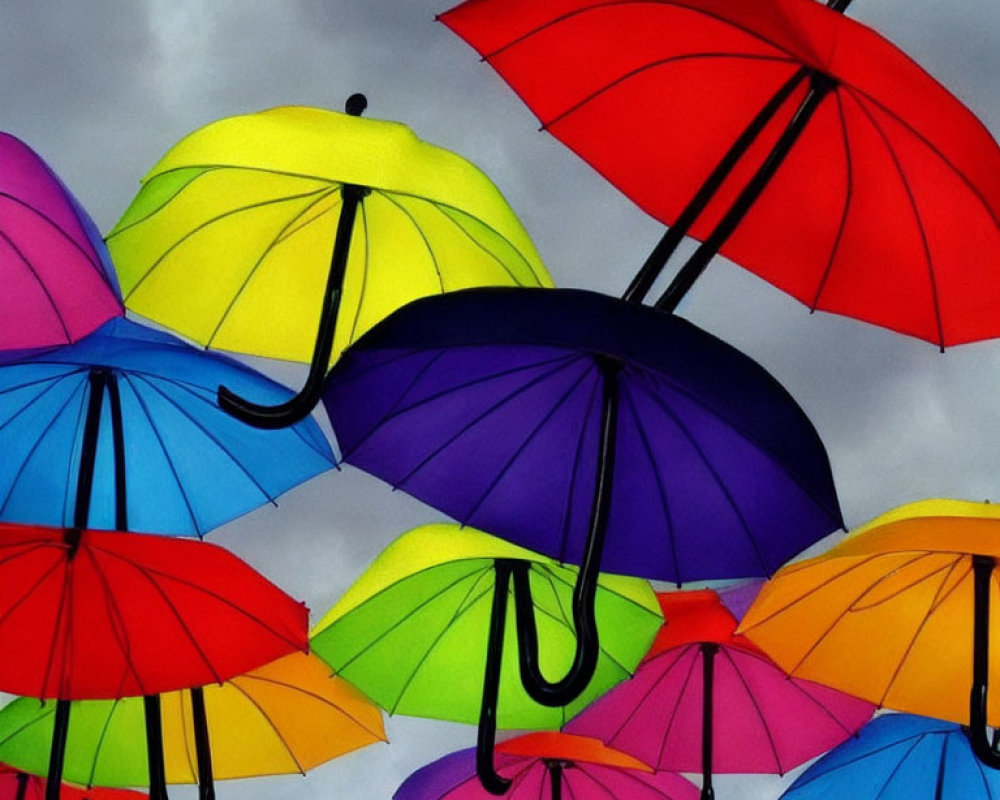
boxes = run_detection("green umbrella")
[309,523,662,793]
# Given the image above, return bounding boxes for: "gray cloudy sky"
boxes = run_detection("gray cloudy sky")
[2,1,998,799]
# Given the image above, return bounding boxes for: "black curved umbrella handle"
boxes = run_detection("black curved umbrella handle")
[512,560,599,706]
[967,555,1000,767]
[477,560,514,795]
[218,94,369,430]
[513,356,621,707]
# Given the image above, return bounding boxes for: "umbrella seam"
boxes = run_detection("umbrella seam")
[556,376,601,566]
[0,227,74,344]
[373,190,446,294]
[720,645,784,773]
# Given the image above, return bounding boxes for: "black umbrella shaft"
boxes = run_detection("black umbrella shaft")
[477,561,514,795]
[15,772,28,800]
[72,369,110,534]
[144,695,169,800]
[656,72,835,313]
[701,643,718,800]
[622,68,810,304]
[548,762,564,800]
[967,555,1000,766]
[44,700,72,800]
[513,356,621,706]
[218,95,370,429]
[190,686,216,800]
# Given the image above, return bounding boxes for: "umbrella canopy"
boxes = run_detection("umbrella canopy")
[107,102,552,426]
[0,317,334,535]
[0,652,385,787]
[324,287,842,583]
[781,713,1000,800]
[0,766,145,800]
[567,590,873,800]
[0,133,122,354]
[310,524,661,792]
[394,732,700,800]
[441,0,1000,346]
[0,521,308,700]
[739,499,1000,766]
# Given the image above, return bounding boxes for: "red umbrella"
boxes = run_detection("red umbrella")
[441,0,1000,348]
[0,765,144,800]
[0,522,307,701]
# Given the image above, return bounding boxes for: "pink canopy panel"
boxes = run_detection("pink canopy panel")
[0,133,121,354]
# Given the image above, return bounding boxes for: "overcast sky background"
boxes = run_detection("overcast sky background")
[2,1,998,799]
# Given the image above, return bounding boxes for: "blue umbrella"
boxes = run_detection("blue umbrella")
[782,713,1000,800]
[0,316,334,536]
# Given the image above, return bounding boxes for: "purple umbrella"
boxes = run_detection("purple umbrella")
[0,133,122,355]
[324,287,841,741]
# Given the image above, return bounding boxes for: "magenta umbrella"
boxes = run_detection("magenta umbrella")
[394,732,699,800]
[0,133,122,355]
[566,590,874,800]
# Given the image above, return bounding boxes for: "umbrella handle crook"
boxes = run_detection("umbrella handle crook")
[513,356,621,707]
[968,555,1000,766]
[218,94,370,430]
[477,560,514,795]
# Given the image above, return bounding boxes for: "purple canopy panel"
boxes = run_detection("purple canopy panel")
[394,743,700,800]
[325,287,842,584]
[0,133,122,353]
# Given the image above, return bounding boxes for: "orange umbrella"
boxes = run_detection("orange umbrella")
[740,499,1000,766]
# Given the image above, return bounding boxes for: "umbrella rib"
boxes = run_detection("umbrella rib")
[226,679,308,775]
[87,545,226,686]
[543,52,798,131]
[620,381,680,583]
[129,372,277,508]
[341,351,579,459]
[0,698,57,747]
[87,699,123,789]
[89,541,307,656]
[41,558,73,698]
[740,554,885,629]
[370,187,551,288]
[870,735,927,800]
[789,731,934,789]
[876,557,967,707]
[207,187,341,349]
[639,385,767,573]
[79,544,146,695]
[0,552,65,648]
[646,371,841,528]
[719,646,784,774]
[656,644,700,767]
[840,84,999,229]
[580,763,675,800]
[325,563,490,676]
[850,554,962,612]
[764,661,862,739]
[238,671,387,741]
[407,195,534,287]
[850,90,945,348]
[809,90,854,313]
[571,764,623,800]
[781,552,938,676]
[373,190,445,293]
[391,354,588,495]
[0,227,73,344]
[118,373,200,534]
[388,566,497,714]
[972,734,998,800]
[461,358,595,524]
[0,373,85,518]
[344,199,371,345]
[0,192,115,295]
[122,184,333,305]
[556,377,601,565]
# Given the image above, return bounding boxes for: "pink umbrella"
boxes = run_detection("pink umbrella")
[0,133,122,355]
[566,590,874,800]
[394,732,699,800]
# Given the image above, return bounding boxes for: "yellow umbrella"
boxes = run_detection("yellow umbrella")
[107,97,552,428]
[0,652,386,795]
[739,498,1000,766]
